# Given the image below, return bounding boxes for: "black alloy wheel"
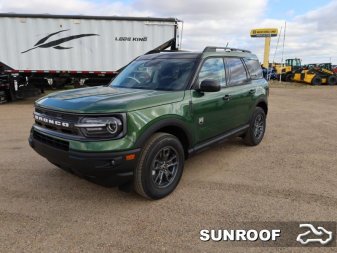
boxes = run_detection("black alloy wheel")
[134,132,184,199]
[151,146,179,188]
[243,107,266,146]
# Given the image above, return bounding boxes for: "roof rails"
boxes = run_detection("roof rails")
[203,46,251,53]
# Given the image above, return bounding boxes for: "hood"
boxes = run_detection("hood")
[36,86,185,113]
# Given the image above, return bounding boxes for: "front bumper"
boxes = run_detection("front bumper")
[29,128,140,184]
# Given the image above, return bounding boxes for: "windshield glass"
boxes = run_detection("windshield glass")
[110,58,196,91]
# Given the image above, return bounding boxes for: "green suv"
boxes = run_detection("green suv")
[29,47,268,199]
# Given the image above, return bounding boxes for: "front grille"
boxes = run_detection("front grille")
[34,107,80,136]
[33,130,69,151]
[35,107,79,121]
[35,121,78,135]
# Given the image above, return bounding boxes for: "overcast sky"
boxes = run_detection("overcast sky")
[0,0,336,64]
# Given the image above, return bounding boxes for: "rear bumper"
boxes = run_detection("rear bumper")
[29,128,140,184]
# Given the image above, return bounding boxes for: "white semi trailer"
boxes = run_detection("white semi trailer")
[0,13,181,101]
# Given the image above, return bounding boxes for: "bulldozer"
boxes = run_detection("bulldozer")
[274,58,302,81]
[292,63,337,85]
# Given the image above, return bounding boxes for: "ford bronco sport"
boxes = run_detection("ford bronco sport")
[29,47,268,199]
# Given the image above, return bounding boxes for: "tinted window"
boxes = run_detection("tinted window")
[198,58,226,87]
[244,58,263,79]
[226,58,248,86]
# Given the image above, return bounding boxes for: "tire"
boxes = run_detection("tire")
[134,132,184,200]
[52,77,69,89]
[243,107,266,146]
[285,73,292,82]
[327,75,337,86]
[311,76,322,86]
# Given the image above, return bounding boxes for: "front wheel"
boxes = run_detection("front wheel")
[311,76,322,86]
[134,133,184,200]
[243,107,266,146]
[285,73,293,82]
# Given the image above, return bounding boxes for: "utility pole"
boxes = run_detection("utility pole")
[280,21,287,82]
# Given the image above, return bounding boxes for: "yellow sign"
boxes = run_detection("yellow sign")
[250,28,278,38]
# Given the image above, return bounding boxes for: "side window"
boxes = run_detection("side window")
[198,58,226,87]
[243,58,263,79]
[226,58,248,86]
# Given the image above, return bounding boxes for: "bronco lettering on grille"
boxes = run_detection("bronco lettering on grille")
[34,114,70,128]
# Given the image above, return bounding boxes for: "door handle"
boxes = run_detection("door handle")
[249,89,256,95]
[223,94,231,101]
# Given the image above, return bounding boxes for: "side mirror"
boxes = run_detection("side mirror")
[199,79,221,92]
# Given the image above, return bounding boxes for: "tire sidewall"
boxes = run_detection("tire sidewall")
[140,135,184,199]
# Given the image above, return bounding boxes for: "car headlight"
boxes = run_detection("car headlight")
[75,116,124,138]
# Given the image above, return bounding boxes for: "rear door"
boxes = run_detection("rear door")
[223,57,258,128]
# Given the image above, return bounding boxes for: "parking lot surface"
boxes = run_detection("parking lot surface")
[1,84,337,252]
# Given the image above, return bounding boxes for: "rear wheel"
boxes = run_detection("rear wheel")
[327,75,337,86]
[134,133,184,200]
[243,107,266,146]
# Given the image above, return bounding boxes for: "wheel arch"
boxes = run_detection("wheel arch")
[255,99,268,115]
[134,118,193,158]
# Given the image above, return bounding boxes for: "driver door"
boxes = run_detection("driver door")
[191,57,234,143]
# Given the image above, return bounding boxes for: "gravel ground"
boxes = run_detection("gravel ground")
[0,84,337,252]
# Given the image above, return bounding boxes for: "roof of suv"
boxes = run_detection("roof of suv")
[138,47,258,61]
[138,52,200,60]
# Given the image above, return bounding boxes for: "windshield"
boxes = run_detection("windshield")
[110,58,196,91]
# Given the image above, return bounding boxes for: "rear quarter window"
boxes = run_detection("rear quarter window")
[244,58,263,79]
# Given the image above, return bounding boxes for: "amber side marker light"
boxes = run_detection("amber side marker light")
[125,154,136,160]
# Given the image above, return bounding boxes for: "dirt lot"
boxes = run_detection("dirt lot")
[1,83,337,252]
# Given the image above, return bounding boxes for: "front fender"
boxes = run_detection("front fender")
[133,117,193,148]
[127,98,193,148]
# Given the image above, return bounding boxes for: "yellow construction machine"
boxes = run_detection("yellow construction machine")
[292,63,337,85]
[274,58,302,82]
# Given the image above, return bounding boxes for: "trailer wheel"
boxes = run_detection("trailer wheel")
[327,75,337,86]
[311,76,322,86]
[52,77,70,89]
